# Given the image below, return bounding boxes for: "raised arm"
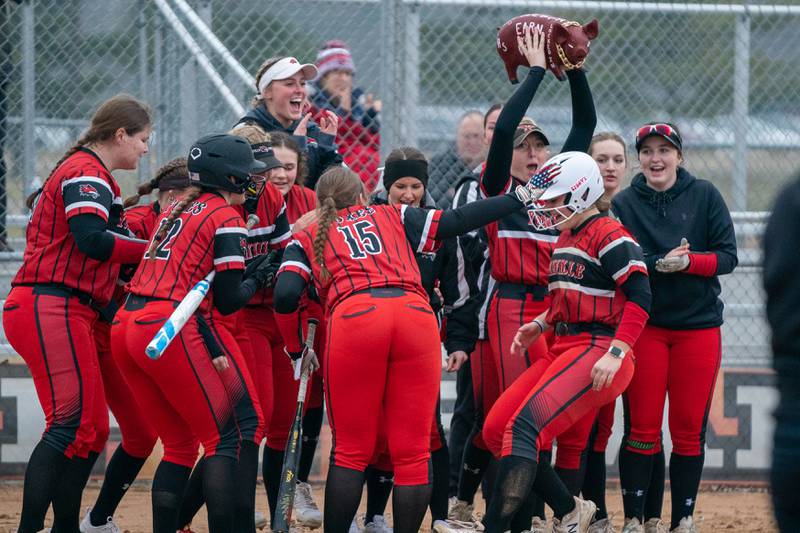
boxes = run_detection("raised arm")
[483,28,547,196]
[560,69,597,153]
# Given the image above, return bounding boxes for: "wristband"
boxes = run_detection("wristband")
[533,318,547,334]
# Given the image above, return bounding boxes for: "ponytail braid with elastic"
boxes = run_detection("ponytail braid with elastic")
[146,186,201,259]
[312,197,338,280]
[124,157,189,208]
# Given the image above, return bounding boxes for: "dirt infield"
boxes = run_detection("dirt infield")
[0,480,778,532]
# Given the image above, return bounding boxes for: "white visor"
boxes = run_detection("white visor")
[257,57,318,93]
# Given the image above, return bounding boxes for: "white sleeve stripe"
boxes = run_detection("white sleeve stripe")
[417,209,436,253]
[113,196,123,205]
[215,227,248,236]
[548,280,616,297]
[612,260,647,281]
[65,201,109,217]
[61,176,113,193]
[497,230,559,243]
[280,260,312,274]
[598,236,638,258]
[269,230,292,244]
[553,246,601,265]
[248,225,277,237]
[213,255,245,265]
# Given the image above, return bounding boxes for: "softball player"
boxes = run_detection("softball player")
[478,151,651,533]
[81,157,191,533]
[612,123,737,533]
[175,133,286,533]
[3,95,151,533]
[359,147,477,532]
[273,164,542,533]
[235,55,342,188]
[113,134,278,533]
[254,130,326,529]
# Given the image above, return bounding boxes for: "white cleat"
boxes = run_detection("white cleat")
[588,517,617,533]
[349,515,362,533]
[551,496,597,533]
[294,481,323,528]
[669,517,698,533]
[254,511,268,530]
[363,514,393,533]
[530,516,547,533]
[80,509,121,533]
[448,497,478,522]
[643,518,668,533]
[432,519,485,533]
[622,517,644,533]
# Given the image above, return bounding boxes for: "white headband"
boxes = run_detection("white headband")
[257,57,318,94]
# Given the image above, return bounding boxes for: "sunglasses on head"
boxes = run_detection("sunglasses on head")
[636,123,676,143]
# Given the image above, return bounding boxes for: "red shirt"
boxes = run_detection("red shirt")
[285,185,316,225]
[13,148,126,304]
[237,182,291,307]
[480,174,558,286]
[546,215,648,327]
[125,202,159,240]
[279,203,441,312]
[128,192,246,313]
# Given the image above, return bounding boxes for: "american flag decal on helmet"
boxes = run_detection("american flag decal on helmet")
[530,163,561,190]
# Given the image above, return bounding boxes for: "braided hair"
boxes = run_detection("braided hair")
[145,186,202,259]
[123,157,189,208]
[312,167,364,279]
[27,94,151,209]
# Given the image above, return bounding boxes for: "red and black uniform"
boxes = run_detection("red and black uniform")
[483,214,649,459]
[276,203,444,487]
[4,148,147,460]
[612,168,737,526]
[479,67,595,412]
[114,192,252,467]
[479,214,650,533]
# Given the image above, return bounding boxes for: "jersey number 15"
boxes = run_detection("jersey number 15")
[337,220,383,259]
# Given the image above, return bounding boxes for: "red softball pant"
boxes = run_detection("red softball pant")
[593,400,615,453]
[552,398,615,469]
[243,305,325,450]
[370,396,447,471]
[3,286,106,459]
[487,291,550,393]
[208,309,264,444]
[483,333,634,460]
[622,325,721,456]
[326,290,441,485]
[112,301,241,467]
[94,320,158,458]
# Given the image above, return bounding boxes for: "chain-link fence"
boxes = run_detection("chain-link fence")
[0,0,797,478]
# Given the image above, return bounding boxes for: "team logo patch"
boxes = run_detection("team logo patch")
[190,147,202,160]
[78,184,100,199]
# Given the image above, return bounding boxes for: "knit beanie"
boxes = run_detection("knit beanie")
[315,40,356,79]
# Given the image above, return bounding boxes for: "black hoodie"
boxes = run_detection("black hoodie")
[612,167,738,329]
[235,103,343,189]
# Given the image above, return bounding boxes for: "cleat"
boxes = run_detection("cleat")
[294,481,323,528]
[363,514,393,533]
[669,517,697,533]
[643,518,668,533]
[552,496,596,533]
[622,517,644,533]
[448,497,478,522]
[588,517,617,533]
[432,519,485,533]
[80,509,121,533]
[530,516,547,533]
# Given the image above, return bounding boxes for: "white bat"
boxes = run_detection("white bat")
[144,213,259,360]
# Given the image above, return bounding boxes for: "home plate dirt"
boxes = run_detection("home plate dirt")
[0,481,777,532]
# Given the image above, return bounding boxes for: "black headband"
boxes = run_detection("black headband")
[383,159,429,190]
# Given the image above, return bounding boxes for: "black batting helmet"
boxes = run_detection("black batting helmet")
[187,134,268,194]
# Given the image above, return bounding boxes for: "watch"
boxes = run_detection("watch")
[608,346,625,359]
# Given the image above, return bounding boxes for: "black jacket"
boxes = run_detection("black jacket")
[764,177,800,384]
[612,168,738,329]
[235,103,343,189]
